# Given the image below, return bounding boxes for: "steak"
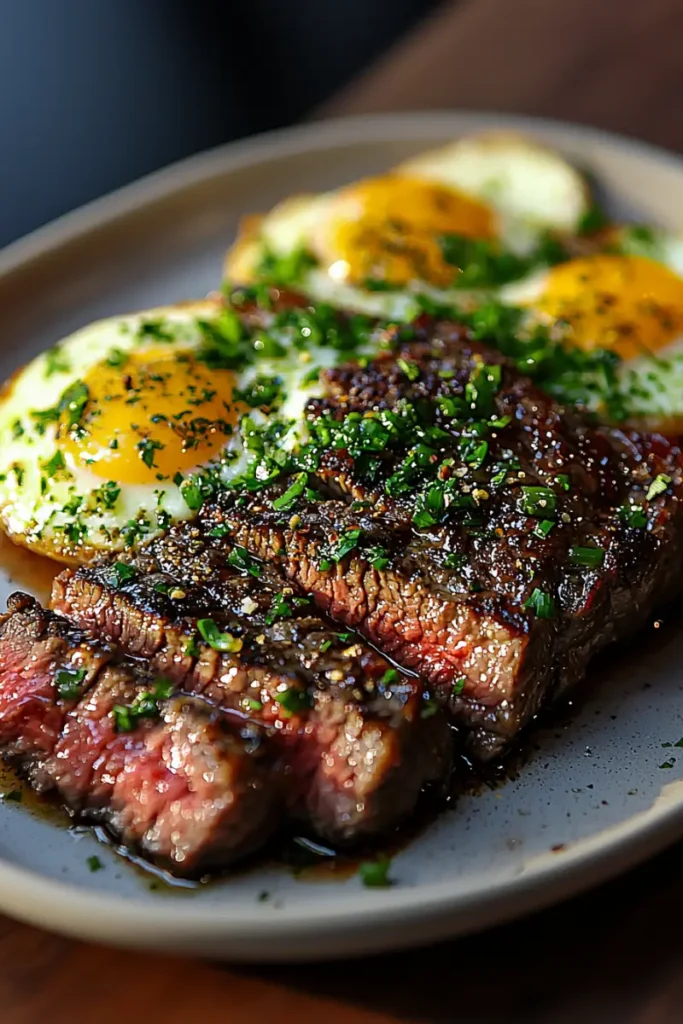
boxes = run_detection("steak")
[203,324,683,758]
[51,527,451,845]
[0,593,279,875]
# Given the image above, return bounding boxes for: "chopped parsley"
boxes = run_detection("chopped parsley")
[55,667,87,701]
[619,503,647,528]
[137,319,176,343]
[367,545,390,570]
[106,347,128,367]
[359,856,393,888]
[87,855,103,872]
[327,528,363,563]
[646,474,671,501]
[569,545,605,568]
[227,546,262,578]
[520,486,557,517]
[577,205,609,235]
[255,246,317,287]
[272,472,308,511]
[273,687,312,716]
[452,677,467,697]
[380,668,400,686]
[180,477,205,511]
[137,437,164,469]
[396,358,420,382]
[92,480,120,510]
[438,232,567,288]
[45,345,70,377]
[110,561,136,588]
[112,677,174,732]
[524,588,555,619]
[233,375,283,409]
[534,519,555,539]
[3,790,22,802]
[182,636,200,658]
[41,450,65,478]
[197,618,243,653]
[413,484,447,529]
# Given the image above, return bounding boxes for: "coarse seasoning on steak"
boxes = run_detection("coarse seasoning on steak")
[0,593,279,875]
[51,526,451,845]
[200,319,683,759]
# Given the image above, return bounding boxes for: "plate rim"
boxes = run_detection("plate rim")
[3,109,683,958]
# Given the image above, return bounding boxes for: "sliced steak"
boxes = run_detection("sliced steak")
[206,326,683,758]
[51,528,451,845]
[0,593,278,875]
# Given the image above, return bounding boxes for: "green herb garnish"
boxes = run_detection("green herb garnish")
[646,474,671,501]
[273,687,312,716]
[520,486,557,517]
[524,588,555,619]
[197,619,243,653]
[110,562,135,588]
[359,856,393,888]
[227,546,262,578]
[272,472,308,512]
[112,677,174,733]
[56,667,87,701]
[569,545,605,568]
[137,437,164,469]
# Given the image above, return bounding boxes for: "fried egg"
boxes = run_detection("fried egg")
[225,133,591,318]
[0,298,365,564]
[501,252,683,430]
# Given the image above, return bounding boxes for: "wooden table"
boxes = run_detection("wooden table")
[7,1,683,1019]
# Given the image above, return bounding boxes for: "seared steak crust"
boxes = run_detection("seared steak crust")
[0,594,278,874]
[208,326,683,757]
[51,526,451,844]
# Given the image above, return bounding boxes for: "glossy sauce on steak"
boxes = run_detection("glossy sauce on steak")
[0,594,278,875]
[2,290,683,878]
[51,528,451,845]
[206,323,683,758]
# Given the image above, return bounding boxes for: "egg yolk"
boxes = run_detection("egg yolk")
[60,350,241,484]
[534,254,683,358]
[322,175,496,287]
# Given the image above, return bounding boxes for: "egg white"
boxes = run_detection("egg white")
[224,132,592,319]
[0,297,390,563]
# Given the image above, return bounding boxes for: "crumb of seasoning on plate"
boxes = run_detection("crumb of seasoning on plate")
[359,856,394,888]
[3,790,22,802]
[258,890,270,902]
[87,855,103,872]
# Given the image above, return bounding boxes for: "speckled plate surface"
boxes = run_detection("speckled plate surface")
[1,112,683,961]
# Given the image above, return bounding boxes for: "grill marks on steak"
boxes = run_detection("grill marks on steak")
[0,593,278,875]
[206,329,683,758]
[51,526,451,844]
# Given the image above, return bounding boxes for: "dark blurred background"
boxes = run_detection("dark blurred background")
[0,0,439,247]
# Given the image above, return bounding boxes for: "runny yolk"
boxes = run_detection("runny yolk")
[60,350,241,484]
[535,254,683,358]
[322,175,496,287]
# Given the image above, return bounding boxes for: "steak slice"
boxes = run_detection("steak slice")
[205,326,683,758]
[51,525,451,845]
[0,593,279,875]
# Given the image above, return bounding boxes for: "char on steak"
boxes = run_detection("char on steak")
[0,593,279,875]
[202,323,683,758]
[51,527,451,845]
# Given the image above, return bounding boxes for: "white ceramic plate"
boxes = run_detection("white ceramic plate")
[1,112,683,962]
